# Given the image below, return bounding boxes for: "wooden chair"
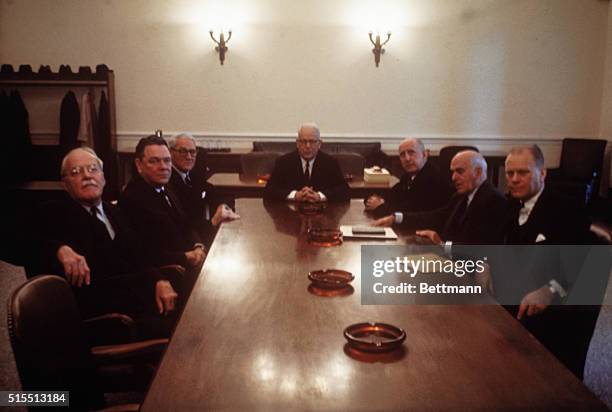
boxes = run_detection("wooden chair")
[8,275,168,410]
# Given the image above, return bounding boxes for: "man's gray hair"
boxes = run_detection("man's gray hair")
[167,132,197,149]
[400,137,425,153]
[60,147,103,177]
[508,144,545,169]
[468,151,488,177]
[297,122,320,139]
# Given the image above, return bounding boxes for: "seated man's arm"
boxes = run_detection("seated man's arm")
[264,159,294,201]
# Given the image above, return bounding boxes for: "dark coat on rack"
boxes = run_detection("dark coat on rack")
[59,90,80,155]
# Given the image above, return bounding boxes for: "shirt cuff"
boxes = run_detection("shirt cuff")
[394,212,403,224]
[548,279,567,298]
[287,190,297,200]
[318,192,327,201]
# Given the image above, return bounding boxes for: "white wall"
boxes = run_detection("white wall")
[0,0,610,170]
[599,3,612,190]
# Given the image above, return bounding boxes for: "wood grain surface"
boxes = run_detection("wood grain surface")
[142,199,605,411]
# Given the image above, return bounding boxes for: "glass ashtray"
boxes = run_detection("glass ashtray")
[256,173,271,184]
[308,269,354,289]
[344,322,406,353]
[307,228,342,246]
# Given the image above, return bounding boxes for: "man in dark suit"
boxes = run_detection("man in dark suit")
[373,150,508,245]
[501,144,598,378]
[120,135,206,273]
[264,123,350,202]
[167,132,239,245]
[30,147,180,338]
[365,137,453,217]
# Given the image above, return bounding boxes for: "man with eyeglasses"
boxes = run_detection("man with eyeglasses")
[120,136,206,283]
[167,133,239,245]
[29,147,180,338]
[264,122,349,202]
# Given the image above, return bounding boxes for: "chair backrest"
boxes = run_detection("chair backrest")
[332,152,366,180]
[559,138,607,180]
[437,145,480,182]
[252,141,296,153]
[240,152,282,178]
[7,275,94,393]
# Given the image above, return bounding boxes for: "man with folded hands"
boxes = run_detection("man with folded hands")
[264,122,350,202]
[365,137,453,217]
[30,147,180,338]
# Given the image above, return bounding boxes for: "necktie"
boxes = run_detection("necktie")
[159,187,173,208]
[304,161,311,184]
[90,206,114,239]
[518,201,529,226]
[185,173,192,186]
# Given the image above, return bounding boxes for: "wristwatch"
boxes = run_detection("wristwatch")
[548,279,567,298]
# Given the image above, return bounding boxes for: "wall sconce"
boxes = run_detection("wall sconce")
[209,30,232,65]
[368,31,391,67]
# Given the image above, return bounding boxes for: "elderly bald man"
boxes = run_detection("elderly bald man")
[264,123,350,202]
[373,150,508,245]
[365,137,453,217]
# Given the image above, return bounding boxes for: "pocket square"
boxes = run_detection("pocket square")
[201,191,207,199]
[535,233,547,243]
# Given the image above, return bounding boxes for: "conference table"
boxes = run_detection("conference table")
[207,173,400,198]
[142,199,605,411]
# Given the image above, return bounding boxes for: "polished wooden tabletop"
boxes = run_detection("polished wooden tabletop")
[207,173,400,198]
[142,199,605,411]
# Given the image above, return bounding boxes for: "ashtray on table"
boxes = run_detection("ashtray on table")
[307,228,342,246]
[308,269,354,289]
[256,173,271,184]
[344,322,406,353]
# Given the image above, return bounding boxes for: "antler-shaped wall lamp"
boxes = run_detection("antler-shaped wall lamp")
[368,31,391,67]
[209,30,232,65]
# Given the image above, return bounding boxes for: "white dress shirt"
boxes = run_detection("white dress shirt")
[287,157,327,201]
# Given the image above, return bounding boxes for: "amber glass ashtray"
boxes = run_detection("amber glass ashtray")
[299,202,327,215]
[344,322,406,353]
[256,173,271,184]
[308,269,354,289]
[308,228,342,246]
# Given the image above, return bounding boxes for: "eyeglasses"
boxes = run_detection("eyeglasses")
[66,163,101,177]
[297,139,320,146]
[172,148,197,157]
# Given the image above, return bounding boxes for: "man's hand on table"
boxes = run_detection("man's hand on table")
[517,286,553,320]
[371,215,395,227]
[296,186,322,203]
[185,245,206,268]
[211,204,241,226]
[415,230,443,246]
[365,195,384,211]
